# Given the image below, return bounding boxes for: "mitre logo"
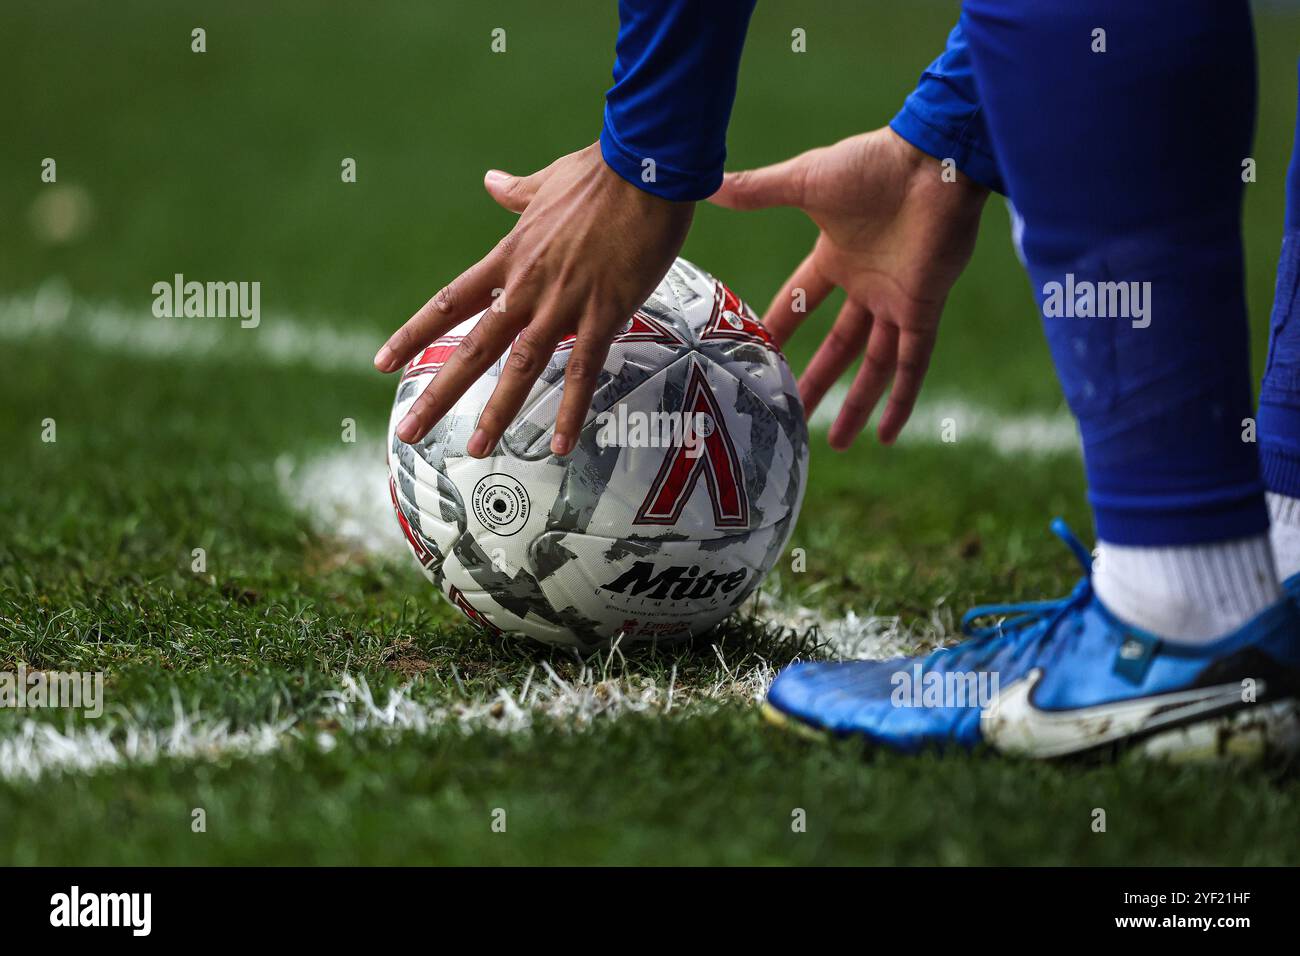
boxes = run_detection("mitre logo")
[599,561,749,601]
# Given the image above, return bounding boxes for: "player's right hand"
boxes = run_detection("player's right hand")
[375,143,693,458]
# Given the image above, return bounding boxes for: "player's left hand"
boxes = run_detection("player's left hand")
[710,127,988,447]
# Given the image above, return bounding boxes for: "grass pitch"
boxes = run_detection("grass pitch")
[2,0,1299,865]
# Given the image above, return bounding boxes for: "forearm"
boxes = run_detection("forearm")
[601,0,757,201]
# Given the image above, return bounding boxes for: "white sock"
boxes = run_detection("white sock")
[1092,536,1280,643]
[1266,492,1300,582]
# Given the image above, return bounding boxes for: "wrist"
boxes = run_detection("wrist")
[886,127,990,212]
[886,115,999,198]
[599,115,722,203]
[593,144,696,222]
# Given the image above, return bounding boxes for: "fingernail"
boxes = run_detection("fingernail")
[551,433,571,456]
[485,169,508,184]
[468,428,490,458]
[374,345,395,371]
[397,413,420,443]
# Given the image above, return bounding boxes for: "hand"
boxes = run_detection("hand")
[710,127,988,448]
[376,143,694,456]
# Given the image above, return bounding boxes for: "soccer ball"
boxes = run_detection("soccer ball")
[387,257,808,649]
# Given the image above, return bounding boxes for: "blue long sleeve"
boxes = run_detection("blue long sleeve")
[601,0,757,201]
[602,6,1000,200]
[889,16,1005,194]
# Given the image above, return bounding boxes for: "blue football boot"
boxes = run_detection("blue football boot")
[764,521,1300,761]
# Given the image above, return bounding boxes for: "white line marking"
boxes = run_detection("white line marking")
[0,279,378,375]
[755,593,954,662]
[0,599,959,782]
[1,280,1079,454]
[277,448,405,556]
[0,664,780,783]
[808,384,1079,455]
[0,701,292,784]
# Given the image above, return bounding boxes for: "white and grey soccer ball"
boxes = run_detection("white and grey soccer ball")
[387,257,808,649]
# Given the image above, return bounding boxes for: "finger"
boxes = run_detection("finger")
[797,300,871,417]
[828,322,898,451]
[396,305,526,444]
[877,327,935,445]
[762,250,834,347]
[484,168,546,214]
[551,314,615,456]
[708,150,819,211]
[376,256,501,372]
[468,321,564,458]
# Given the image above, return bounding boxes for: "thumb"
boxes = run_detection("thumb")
[484,168,543,213]
[709,151,817,211]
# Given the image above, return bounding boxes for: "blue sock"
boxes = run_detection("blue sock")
[963,0,1267,547]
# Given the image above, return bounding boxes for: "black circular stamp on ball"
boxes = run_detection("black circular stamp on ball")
[471,473,531,536]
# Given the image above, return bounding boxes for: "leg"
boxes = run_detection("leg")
[962,0,1276,639]
[764,0,1300,760]
[1259,60,1300,581]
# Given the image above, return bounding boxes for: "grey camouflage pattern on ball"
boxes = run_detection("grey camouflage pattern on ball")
[386,257,809,649]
